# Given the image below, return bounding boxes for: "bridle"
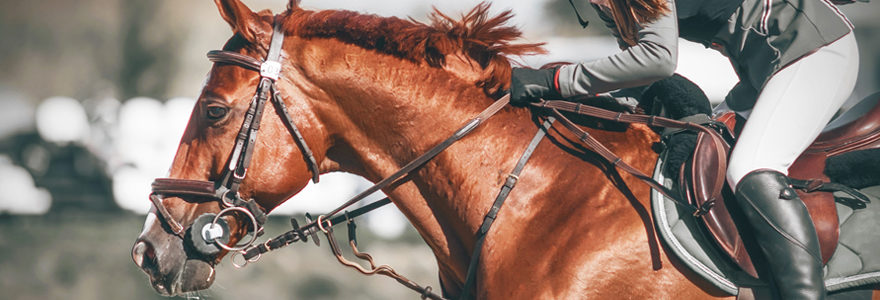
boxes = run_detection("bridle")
[148,21,320,256]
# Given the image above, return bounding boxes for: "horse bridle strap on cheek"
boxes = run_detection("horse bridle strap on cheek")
[148,21,320,256]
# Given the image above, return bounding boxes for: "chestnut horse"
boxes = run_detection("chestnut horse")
[132,0,733,298]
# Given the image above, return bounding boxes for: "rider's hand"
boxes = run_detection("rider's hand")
[510,66,563,106]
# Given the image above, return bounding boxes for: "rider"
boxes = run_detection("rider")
[510,0,859,298]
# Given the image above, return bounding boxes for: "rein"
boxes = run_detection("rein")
[531,100,728,215]
[234,96,725,299]
[237,95,516,300]
[243,94,510,258]
[235,97,727,299]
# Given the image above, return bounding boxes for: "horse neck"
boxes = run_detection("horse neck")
[289,37,535,272]
[293,37,510,182]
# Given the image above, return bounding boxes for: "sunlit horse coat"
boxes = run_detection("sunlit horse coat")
[558,0,853,110]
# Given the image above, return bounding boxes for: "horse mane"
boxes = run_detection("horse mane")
[281,2,545,96]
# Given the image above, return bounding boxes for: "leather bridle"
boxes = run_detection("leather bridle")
[148,22,320,255]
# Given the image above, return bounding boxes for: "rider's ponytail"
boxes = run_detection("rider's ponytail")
[606,0,670,46]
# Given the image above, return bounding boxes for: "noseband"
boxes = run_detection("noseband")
[148,22,320,256]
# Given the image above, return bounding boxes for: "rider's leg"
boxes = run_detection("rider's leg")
[734,170,826,299]
[727,32,858,299]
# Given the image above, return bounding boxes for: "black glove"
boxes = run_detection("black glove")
[510,66,562,106]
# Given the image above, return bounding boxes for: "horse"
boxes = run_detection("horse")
[129,1,876,298]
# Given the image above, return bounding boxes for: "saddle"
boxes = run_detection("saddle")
[684,94,880,278]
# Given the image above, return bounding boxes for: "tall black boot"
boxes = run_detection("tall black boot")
[735,170,826,300]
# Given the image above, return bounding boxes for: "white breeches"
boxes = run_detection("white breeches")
[721,32,859,188]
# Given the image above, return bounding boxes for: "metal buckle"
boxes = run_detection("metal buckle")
[212,206,260,252]
[692,200,716,217]
[232,167,248,180]
[219,189,236,207]
[232,250,258,269]
[260,61,281,80]
[317,215,332,234]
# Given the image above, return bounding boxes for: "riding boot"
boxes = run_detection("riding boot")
[734,170,826,300]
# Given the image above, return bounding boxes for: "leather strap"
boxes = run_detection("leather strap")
[149,193,185,236]
[206,24,320,185]
[222,77,273,194]
[243,198,393,260]
[271,85,321,183]
[322,95,511,219]
[264,22,284,70]
[207,50,261,71]
[151,178,217,198]
[321,213,446,300]
[532,100,728,214]
[660,113,712,138]
[789,178,871,206]
[241,96,512,260]
[459,117,554,300]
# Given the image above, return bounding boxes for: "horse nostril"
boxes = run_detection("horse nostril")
[132,240,154,268]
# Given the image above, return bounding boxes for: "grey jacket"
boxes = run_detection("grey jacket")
[557,0,853,110]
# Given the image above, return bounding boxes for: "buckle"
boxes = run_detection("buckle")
[260,61,281,80]
[692,200,716,217]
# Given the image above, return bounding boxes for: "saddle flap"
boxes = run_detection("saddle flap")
[688,131,728,208]
[789,153,841,264]
[685,127,760,277]
[684,111,851,278]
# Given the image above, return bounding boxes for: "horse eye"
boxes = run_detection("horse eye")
[206,106,228,121]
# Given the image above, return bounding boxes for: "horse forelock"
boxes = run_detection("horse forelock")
[280,2,545,96]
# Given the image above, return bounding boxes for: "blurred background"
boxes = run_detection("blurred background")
[0,0,878,299]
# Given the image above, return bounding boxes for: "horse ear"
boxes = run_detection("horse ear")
[214,0,262,43]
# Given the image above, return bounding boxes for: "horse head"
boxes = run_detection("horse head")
[131,0,329,295]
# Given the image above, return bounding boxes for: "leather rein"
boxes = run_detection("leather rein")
[146,20,729,300]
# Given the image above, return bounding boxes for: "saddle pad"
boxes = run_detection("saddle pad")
[652,154,880,295]
[825,186,880,290]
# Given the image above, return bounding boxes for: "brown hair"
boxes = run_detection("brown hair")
[606,0,670,46]
[281,2,545,96]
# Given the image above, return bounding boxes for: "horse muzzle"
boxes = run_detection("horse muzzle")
[132,225,217,295]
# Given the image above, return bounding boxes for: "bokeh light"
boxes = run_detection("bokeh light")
[36,97,90,145]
